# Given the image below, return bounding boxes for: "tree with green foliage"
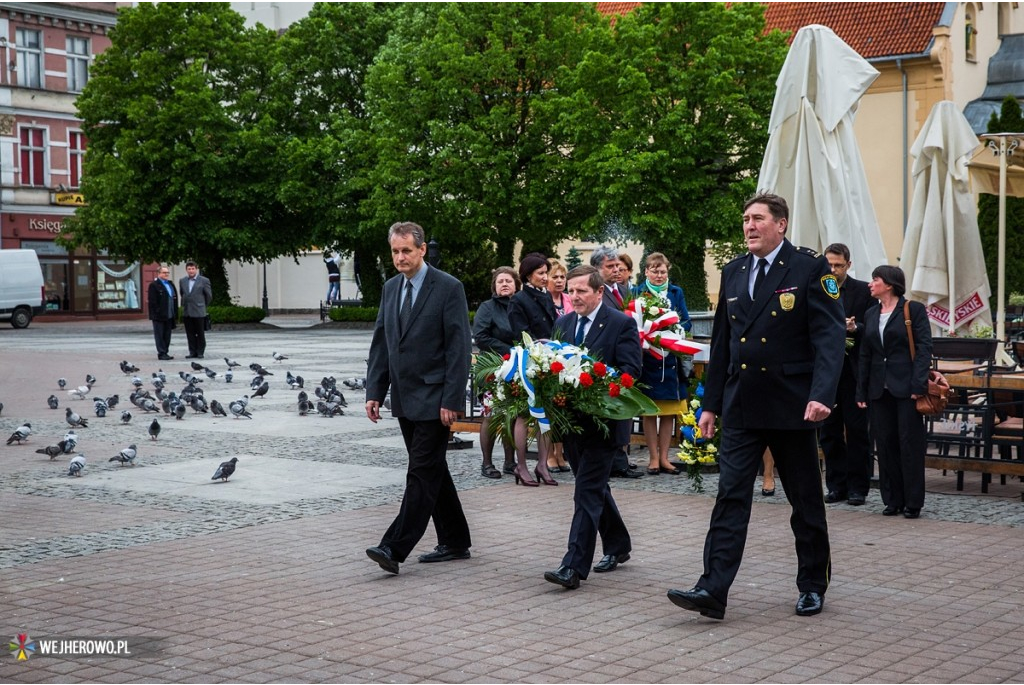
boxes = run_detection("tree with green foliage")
[268,2,399,307]
[360,3,608,304]
[556,2,789,308]
[66,3,301,304]
[978,96,1024,307]
[565,246,583,270]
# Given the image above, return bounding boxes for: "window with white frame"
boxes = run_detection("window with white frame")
[69,131,85,188]
[15,28,42,88]
[20,127,46,186]
[66,36,90,92]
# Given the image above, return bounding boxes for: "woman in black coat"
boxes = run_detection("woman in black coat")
[506,253,559,486]
[473,266,519,479]
[856,265,932,519]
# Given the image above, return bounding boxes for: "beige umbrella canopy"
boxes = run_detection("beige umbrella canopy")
[900,101,992,337]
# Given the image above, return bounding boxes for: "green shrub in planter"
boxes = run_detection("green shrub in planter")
[206,305,266,324]
[328,307,379,322]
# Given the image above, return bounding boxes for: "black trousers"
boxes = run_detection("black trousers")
[820,365,871,496]
[868,390,926,510]
[183,316,207,356]
[151,318,173,356]
[380,417,471,562]
[561,432,631,579]
[697,426,830,606]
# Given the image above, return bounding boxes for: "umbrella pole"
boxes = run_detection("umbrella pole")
[997,138,1008,345]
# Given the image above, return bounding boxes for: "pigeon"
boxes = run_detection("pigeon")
[153,369,167,384]
[7,422,32,445]
[286,371,304,389]
[249,363,273,377]
[250,375,264,391]
[224,371,233,383]
[109,443,137,467]
[190,361,205,371]
[209,399,227,417]
[0,401,3,416]
[47,394,59,410]
[58,377,67,390]
[120,410,132,424]
[224,357,241,369]
[67,454,86,477]
[173,403,186,420]
[272,351,288,363]
[204,368,218,380]
[189,395,208,414]
[151,376,165,390]
[36,444,63,460]
[120,360,139,375]
[228,400,252,419]
[139,398,159,413]
[251,381,269,399]
[211,457,238,482]
[66,407,88,428]
[85,374,96,386]
[61,430,78,453]
[94,399,109,417]
[130,376,144,389]
[105,394,120,409]
[68,386,90,400]
[298,398,313,416]
[148,418,161,440]
[342,377,366,390]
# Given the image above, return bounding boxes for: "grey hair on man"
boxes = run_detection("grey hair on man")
[590,245,619,268]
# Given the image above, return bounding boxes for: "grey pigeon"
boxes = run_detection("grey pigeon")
[0,401,3,416]
[204,368,218,380]
[7,422,32,445]
[251,381,269,399]
[61,430,78,453]
[174,403,186,420]
[106,394,120,409]
[211,457,238,482]
[249,363,273,377]
[109,443,137,467]
[224,371,233,383]
[131,376,144,389]
[209,399,227,417]
[120,410,132,424]
[85,374,96,386]
[228,400,252,419]
[224,357,241,369]
[120,360,140,375]
[58,378,67,390]
[190,361,205,371]
[190,395,208,413]
[47,394,59,410]
[67,454,86,477]
[94,399,108,417]
[286,372,304,389]
[272,351,288,363]
[148,418,161,441]
[140,398,159,413]
[36,444,63,460]
[250,375,264,391]
[65,407,88,428]
[342,377,366,390]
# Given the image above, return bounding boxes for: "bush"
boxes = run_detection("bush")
[328,306,379,322]
[207,305,266,324]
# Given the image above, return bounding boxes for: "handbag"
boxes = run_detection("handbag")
[204,315,212,332]
[904,302,950,416]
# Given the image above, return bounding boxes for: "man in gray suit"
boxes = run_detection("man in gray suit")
[179,261,213,359]
[365,221,473,575]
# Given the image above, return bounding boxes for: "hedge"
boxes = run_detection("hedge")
[206,305,266,324]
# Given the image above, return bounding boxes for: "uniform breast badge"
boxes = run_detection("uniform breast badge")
[780,292,796,311]
[821,275,840,300]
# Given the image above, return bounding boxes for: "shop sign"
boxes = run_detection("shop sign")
[28,218,65,234]
[54,192,86,206]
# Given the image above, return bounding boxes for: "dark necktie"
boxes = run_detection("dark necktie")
[574,315,589,346]
[752,257,768,299]
[399,281,413,333]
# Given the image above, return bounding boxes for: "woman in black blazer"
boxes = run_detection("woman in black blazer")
[855,265,932,518]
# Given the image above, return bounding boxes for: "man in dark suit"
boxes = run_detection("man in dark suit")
[364,221,473,575]
[667,193,844,619]
[147,266,178,361]
[589,246,643,479]
[179,261,213,359]
[820,243,873,506]
[544,265,643,590]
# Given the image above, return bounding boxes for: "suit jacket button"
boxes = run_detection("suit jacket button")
[731,315,736,320]
[761,367,767,371]
[761,338,767,343]
[740,337,746,343]
[771,311,778,316]
[741,364,747,370]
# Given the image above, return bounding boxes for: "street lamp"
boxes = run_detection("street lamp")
[262,260,269,316]
[427,238,440,267]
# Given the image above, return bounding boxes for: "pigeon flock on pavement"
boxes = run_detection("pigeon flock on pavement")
[3,353,367,483]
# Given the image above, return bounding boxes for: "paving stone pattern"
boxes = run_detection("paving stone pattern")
[1,318,1023,683]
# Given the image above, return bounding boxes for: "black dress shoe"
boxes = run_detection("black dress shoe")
[366,545,400,574]
[417,545,471,563]
[666,587,725,620]
[593,553,630,573]
[544,565,580,589]
[611,467,644,479]
[903,508,921,519]
[158,354,174,360]
[761,487,776,497]
[847,494,866,506]
[796,591,824,616]
[186,355,196,359]
[882,505,904,516]
[824,491,847,504]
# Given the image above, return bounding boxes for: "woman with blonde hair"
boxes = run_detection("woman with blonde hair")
[545,258,572,473]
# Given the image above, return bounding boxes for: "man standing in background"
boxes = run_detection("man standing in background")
[148,266,178,361]
[180,261,213,359]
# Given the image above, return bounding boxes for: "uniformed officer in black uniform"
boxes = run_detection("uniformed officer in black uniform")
[668,192,845,620]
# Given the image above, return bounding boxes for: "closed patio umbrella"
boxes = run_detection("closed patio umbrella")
[757,24,889,278]
[900,101,992,337]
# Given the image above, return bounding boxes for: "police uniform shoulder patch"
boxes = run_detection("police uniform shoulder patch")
[795,246,820,258]
[821,274,840,300]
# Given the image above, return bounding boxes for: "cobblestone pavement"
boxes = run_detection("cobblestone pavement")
[2,318,1024,683]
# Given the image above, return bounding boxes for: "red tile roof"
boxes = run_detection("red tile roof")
[596,2,947,60]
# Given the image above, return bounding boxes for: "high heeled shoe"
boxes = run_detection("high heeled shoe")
[512,464,539,487]
[534,466,558,486]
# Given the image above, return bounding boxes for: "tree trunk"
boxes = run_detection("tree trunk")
[197,253,231,307]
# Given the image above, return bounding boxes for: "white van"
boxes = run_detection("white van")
[0,249,45,328]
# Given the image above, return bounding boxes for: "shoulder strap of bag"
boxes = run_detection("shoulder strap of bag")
[904,301,916,361]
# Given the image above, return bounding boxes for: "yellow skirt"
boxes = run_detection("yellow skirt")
[651,399,687,417]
